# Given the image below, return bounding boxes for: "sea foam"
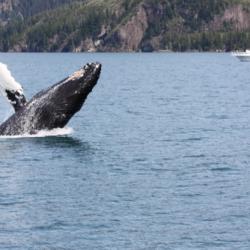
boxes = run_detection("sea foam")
[0,127,74,139]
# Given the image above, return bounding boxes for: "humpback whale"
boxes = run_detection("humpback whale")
[0,62,101,136]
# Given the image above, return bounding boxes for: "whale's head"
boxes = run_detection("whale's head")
[55,62,101,109]
[29,62,102,130]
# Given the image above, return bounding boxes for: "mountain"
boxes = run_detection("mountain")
[1,0,250,52]
[0,0,80,23]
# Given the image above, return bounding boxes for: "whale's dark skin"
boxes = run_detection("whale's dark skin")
[0,62,101,135]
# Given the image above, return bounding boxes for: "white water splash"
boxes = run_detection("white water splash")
[0,63,24,98]
[0,127,74,139]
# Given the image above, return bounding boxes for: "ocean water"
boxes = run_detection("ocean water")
[0,53,249,249]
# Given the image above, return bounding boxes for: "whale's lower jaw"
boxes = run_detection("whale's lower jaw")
[0,63,101,136]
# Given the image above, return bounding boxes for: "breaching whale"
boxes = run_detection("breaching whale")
[0,62,101,136]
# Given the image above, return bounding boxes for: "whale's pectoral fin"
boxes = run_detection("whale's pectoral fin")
[0,63,27,112]
[5,90,27,112]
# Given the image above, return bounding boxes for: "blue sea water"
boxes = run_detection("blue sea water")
[0,53,249,249]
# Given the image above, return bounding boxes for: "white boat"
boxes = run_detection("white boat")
[232,50,250,62]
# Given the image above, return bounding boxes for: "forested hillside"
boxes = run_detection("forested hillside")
[1,0,250,52]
